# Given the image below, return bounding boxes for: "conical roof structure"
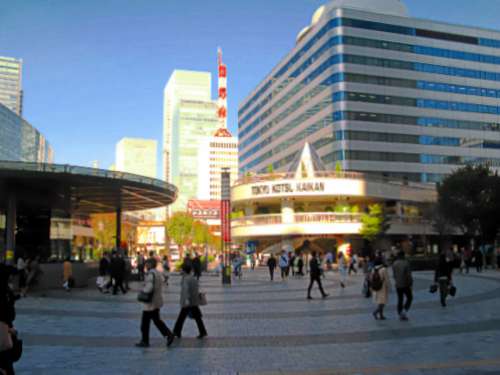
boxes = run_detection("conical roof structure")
[287,142,327,179]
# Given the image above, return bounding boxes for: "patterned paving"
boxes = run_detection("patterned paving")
[12,268,500,374]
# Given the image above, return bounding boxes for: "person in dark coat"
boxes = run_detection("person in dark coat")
[0,264,19,375]
[435,253,453,307]
[267,254,277,281]
[192,254,202,280]
[109,251,127,295]
[173,264,207,339]
[392,251,413,321]
[307,251,328,300]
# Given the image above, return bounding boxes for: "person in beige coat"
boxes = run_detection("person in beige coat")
[372,257,390,320]
[173,263,207,339]
[136,258,174,348]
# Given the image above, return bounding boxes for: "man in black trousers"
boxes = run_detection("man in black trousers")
[267,254,277,281]
[110,251,127,295]
[307,251,328,300]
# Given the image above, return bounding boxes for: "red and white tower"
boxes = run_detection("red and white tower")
[217,47,229,132]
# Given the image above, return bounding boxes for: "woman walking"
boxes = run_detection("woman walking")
[135,258,175,348]
[435,253,453,307]
[173,264,208,339]
[371,257,390,320]
[62,257,73,292]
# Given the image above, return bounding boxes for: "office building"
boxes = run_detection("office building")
[0,103,53,163]
[116,138,157,179]
[163,70,219,211]
[0,56,22,116]
[238,0,500,183]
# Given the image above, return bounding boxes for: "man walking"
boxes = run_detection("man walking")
[267,254,277,281]
[110,251,127,295]
[279,251,289,280]
[307,251,328,300]
[392,251,413,321]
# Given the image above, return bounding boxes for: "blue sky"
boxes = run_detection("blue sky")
[1,0,499,174]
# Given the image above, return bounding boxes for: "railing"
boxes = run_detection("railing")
[0,160,177,195]
[231,212,362,228]
[235,170,436,190]
[231,213,430,228]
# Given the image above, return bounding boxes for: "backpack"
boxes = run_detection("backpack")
[371,268,383,291]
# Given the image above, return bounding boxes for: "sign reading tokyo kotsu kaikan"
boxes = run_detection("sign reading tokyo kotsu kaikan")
[251,181,325,196]
[221,170,231,243]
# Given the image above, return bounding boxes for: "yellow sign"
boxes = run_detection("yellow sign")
[6,250,14,261]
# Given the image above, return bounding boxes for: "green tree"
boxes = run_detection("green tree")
[165,212,195,258]
[437,164,500,247]
[360,204,390,242]
[267,164,274,173]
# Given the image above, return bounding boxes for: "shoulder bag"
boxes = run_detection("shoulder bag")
[137,272,155,303]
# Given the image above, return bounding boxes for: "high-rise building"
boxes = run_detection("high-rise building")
[163,70,219,212]
[238,0,500,183]
[0,103,53,163]
[116,138,157,178]
[0,56,23,116]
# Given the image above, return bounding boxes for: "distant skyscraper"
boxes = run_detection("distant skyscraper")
[163,70,219,212]
[116,138,157,178]
[0,56,23,116]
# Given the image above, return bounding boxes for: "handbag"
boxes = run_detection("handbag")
[449,285,457,297]
[199,292,207,306]
[429,284,438,294]
[137,273,155,303]
[9,333,23,362]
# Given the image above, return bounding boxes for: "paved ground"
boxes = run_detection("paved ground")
[11,267,500,374]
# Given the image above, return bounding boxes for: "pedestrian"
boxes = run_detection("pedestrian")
[297,255,304,276]
[392,251,413,321]
[63,257,73,292]
[497,247,500,270]
[123,256,132,291]
[371,257,390,320]
[348,253,358,275]
[289,253,296,276]
[192,254,202,280]
[109,251,127,295]
[173,263,208,339]
[24,256,41,295]
[250,254,256,270]
[473,248,483,273]
[338,251,348,288]
[279,251,289,280]
[0,264,21,375]
[137,253,145,281]
[135,258,175,348]
[307,251,328,300]
[97,252,110,293]
[162,256,170,285]
[16,256,26,297]
[434,253,453,307]
[464,247,472,274]
[267,254,277,281]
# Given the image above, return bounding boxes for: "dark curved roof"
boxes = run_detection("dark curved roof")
[0,161,177,214]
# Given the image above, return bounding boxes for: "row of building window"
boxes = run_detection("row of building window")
[240,51,500,141]
[239,17,500,120]
[241,109,500,172]
[334,90,500,115]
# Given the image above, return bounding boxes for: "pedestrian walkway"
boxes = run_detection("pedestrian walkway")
[13,268,500,374]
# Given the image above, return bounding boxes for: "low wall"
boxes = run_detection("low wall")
[33,262,99,290]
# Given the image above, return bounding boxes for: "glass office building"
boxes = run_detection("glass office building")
[163,70,219,211]
[0,56,23,116]
[0,103,53,163]
[238,0,500,183]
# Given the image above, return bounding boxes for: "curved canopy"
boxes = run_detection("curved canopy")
[0,161,177,214]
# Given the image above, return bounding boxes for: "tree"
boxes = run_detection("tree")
[267,164,274,174]
[360,204,390,242]
[165,212,195,258]
[438,164,500,247]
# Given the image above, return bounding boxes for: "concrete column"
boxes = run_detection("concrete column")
[116,207,122,251]
[281,199,295,224]
[5,191,16,265]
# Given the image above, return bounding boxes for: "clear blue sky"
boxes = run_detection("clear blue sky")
[1,0,499,174]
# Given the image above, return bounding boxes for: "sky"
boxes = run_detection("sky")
[1,0,500,175]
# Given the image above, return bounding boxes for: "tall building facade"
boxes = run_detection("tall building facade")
[0,56,23,116]
[238,0,500,183]
[197,129,239,200]
[116,138,157,178]
[163,70,219,211]
[0,103,53,163]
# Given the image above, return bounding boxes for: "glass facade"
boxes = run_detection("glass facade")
[0,103,53,163]
[0,56,22,116]
[238,5,500,182]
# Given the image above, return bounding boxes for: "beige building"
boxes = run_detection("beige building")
[116,138,157,179]
[0,56,23,116]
